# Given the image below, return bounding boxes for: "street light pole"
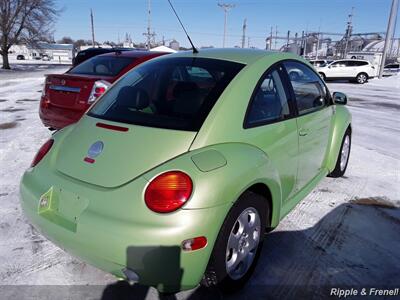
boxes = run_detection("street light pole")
[218,3,235,48]
[379,0,399,78]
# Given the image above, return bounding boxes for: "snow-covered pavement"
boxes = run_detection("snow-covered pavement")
[0,65,399,299]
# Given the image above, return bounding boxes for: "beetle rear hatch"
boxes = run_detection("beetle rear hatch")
[55,117,196,188]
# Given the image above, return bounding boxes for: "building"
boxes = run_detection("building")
[9,42,74,61]
[169,39,180,51]
[40,43,74,61]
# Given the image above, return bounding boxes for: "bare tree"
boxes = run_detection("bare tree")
[0,0,60,69]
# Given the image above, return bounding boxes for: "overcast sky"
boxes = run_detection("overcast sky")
[55,0,399,48]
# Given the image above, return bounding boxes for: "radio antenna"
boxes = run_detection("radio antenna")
[167,0,198,53]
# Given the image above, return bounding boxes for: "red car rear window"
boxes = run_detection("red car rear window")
[68,56,135,76]
[87,57,244,131]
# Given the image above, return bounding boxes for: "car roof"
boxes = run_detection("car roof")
[334,59,370,63]
[168,48,282,65]
[96,50,164,58]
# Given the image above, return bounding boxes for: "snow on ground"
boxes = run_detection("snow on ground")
[0,66,399,299]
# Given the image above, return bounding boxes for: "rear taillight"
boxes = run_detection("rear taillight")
[144,171,193,213]
[88,80,111,104]
[31,139,54,167]
[41,83,46,97]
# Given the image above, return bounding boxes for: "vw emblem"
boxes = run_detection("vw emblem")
[61,79,66,85]
[87,141,104,158]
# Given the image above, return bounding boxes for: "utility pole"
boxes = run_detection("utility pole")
[241,18,247,48]
[286,30,290,50]
[343,7,354,58]
[270,26,273,50]
[315,25,321,60]
[90,9,96,47]
[274,25,278,50]
[143,0,156,49]
[218,3,235,47]
[379,0,399,78]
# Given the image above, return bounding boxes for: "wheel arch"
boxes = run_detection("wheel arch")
[325,105,352,172]
[357,71,369,78]
[246,183,276,230]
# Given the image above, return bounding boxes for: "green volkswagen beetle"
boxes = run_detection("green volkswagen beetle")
[20,49,351,293]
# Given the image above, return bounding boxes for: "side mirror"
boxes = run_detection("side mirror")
[328,65,331,68]
[333,92,347,105]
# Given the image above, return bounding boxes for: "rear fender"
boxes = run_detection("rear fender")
[142,143,283,228]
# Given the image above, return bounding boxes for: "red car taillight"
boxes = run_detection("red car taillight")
[88,80,111,104]
[31,139,54,167]
[144,171,193,213]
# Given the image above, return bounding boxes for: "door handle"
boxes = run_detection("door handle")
[299,129,309,136]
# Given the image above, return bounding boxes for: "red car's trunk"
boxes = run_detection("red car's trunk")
[45,74,114,110]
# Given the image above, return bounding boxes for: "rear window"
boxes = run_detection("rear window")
[68,55,134,76]
[88,57,244,131]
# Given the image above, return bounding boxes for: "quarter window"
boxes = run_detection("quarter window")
[245,68,291,127]
[284,61,328,115]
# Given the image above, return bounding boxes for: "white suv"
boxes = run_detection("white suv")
[316,59,375,84]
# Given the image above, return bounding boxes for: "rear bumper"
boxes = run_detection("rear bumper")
[19,169,229,292]
[39,101,85,129]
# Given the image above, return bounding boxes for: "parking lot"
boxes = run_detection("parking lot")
[0,64,399,299]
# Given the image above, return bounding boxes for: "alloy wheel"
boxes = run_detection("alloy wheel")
[225,207,261,280]
[340,135,350,171]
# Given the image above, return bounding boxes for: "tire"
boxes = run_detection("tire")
[356,72,368,84]
[202,191,268,293]
[319,72,326,81]
[328,128,351,178]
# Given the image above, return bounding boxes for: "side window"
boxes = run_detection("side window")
[283,61,328,115]
[348,60,368,67]
[245,68,291,127]
[331,61,346,68]
[342,60,352,67]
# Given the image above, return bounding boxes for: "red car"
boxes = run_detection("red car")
[40,50,167,130]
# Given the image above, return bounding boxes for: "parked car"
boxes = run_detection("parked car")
[42,55,50,61]
[39,50,167,130]
[73,47,134,66]
[383,63,400,76]
[21,49,352,293]
[16,54,25,60]
[316,59,375,83]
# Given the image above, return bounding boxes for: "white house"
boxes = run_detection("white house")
[9,42,74,61]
